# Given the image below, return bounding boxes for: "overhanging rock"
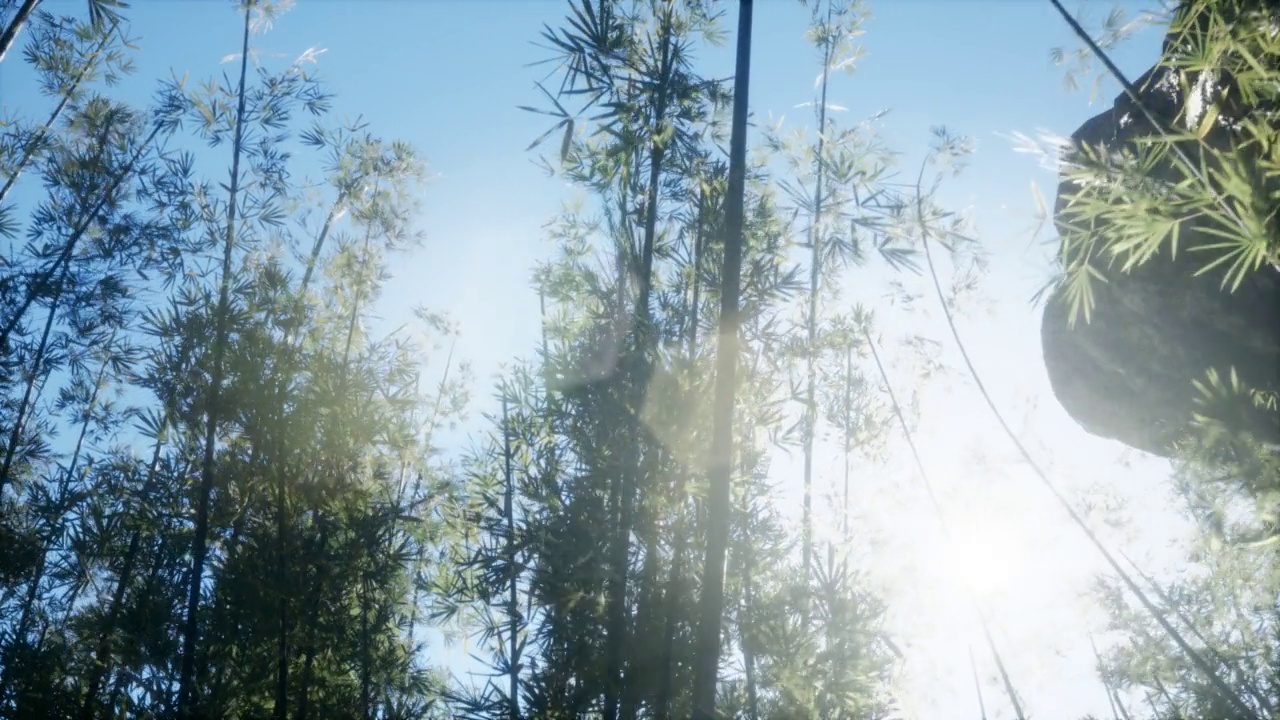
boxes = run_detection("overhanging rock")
[1040,1,1280,458]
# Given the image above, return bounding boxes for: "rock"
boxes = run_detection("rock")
[1040,0,1280,458]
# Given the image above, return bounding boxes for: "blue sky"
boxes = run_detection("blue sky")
[2,1,1190,718]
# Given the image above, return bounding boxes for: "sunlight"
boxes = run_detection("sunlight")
[939,520,1023,598]
[924,503,1028,600]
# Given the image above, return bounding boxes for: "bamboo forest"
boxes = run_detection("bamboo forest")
[0,0,1277,718]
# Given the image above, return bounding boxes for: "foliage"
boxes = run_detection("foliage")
[0,2,461,718]
[15,2,1275,720]
[1060,2,1280,718]
[1052,0,1280,325]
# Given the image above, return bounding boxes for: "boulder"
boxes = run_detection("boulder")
[1040,0,1280,457]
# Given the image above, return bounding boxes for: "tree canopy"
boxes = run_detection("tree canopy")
[0,1,1276,719]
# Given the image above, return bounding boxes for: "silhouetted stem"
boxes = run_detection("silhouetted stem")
[690,1,752,716]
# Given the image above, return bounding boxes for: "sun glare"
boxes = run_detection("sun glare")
[926,506,1028,599]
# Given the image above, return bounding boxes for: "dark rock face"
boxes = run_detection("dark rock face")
[1041,1,1280,457]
